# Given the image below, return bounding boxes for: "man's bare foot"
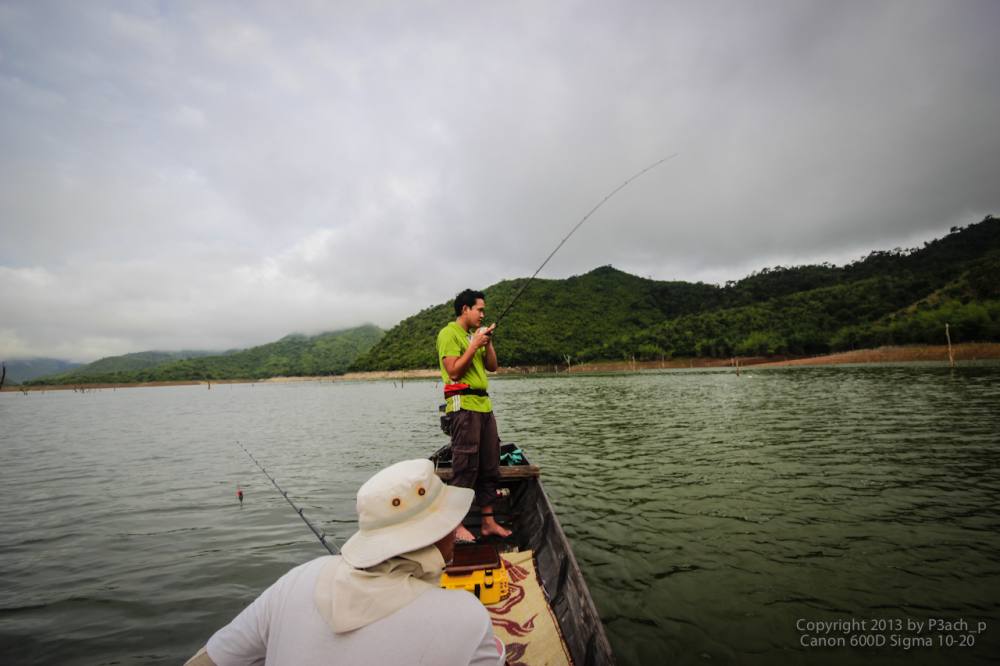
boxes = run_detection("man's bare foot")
[480,516,512,538]
[455,525,476,543]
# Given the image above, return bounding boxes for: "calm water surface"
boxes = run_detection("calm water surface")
[1,365,998,665]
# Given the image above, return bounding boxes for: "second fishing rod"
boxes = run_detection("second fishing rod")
[238,442,339,555]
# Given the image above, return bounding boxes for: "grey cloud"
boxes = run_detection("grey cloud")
[1,0,998,360]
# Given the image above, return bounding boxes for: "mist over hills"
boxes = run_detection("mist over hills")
[2,359,82,385]
[72,350,220,375]
[14,216,999,384]
[352,215,1000,370]
[24,325,383,385]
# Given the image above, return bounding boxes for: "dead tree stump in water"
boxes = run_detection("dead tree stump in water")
[945,323,955,368]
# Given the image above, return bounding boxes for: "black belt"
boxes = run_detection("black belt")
[444,386,489,398]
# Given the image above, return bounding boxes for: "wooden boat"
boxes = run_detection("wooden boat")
[431,443,616,666]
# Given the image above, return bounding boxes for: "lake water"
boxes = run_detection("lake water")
[1,365,998,665]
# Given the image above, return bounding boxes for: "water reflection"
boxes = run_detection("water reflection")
[0,366,998,665]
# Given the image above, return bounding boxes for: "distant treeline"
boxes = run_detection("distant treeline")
[25,325,384,385]
[352,215,1000,370]
[1,358,82,385]
[22,216,1000,384]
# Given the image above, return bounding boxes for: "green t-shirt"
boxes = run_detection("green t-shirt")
[437,321,492,413]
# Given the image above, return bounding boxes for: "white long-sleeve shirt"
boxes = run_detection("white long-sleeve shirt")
[206,556,501,666]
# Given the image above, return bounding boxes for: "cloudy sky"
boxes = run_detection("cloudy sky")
[2,1,998,362]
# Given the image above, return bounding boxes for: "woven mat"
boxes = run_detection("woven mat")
[488,550,573,666]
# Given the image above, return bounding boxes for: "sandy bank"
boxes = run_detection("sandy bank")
[5,343,998,392]
[751,343,1000,368]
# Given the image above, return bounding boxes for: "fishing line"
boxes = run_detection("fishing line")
[492,153,679,329]
[238,441,339,555]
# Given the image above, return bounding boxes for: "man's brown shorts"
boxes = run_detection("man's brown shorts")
[449,409,500,509]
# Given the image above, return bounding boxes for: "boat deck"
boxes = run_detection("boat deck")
[431,443,616,666]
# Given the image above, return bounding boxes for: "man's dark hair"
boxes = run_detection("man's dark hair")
[454,289,485,316]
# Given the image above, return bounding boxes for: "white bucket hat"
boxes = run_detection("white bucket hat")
[340,459,473,568]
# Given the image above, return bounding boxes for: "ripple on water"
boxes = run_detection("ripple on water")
[1,367,999,665]
[501,366,1000,665]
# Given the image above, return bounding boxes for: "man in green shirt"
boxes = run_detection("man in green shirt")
[437,289,512,543]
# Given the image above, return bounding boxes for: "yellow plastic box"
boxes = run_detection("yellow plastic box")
[440,543,511,605]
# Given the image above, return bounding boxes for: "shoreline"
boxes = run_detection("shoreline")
[5,343,999,392]
[750,342,1000,368]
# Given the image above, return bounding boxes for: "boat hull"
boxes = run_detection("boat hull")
[432,443,616,665]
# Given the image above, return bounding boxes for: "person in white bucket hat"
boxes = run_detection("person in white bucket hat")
[185,459,504,666]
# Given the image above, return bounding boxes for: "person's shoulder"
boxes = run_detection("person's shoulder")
[418,588,491,625]
[437,322,463,347]
[273,555,337,588]
[292,554,337,573]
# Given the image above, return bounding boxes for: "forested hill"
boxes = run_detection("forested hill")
[72,350,218,375]
[351,215,1000,370]
[26,325,384,385]
[352,269,720,370]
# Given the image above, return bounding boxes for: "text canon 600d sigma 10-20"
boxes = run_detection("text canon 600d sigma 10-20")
[796,617,988,650]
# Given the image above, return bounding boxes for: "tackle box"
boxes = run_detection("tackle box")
[440,543,510,605]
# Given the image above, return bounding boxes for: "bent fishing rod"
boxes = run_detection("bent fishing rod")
[491,153,679,330]
[238,442,339,555]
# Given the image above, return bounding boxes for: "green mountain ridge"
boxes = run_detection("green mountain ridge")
[27,325,384,385]
[70,350,220,376]
[19,216,1000,384]
[351,215,1000,370]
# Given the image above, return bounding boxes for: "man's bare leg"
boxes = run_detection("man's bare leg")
[480,507,512,538]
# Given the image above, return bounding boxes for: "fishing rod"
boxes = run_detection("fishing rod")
[492,153,679,329]
[238,442,339,555]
